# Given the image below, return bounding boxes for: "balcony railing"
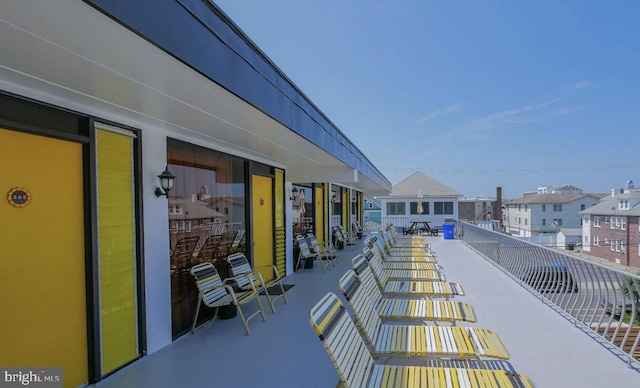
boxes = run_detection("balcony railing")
[459,221,640,366]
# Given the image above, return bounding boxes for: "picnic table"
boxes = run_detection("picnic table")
[402,221,440,236]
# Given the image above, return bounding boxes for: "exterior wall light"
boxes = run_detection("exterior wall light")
[290,186,299,200]
[154,166,175,198]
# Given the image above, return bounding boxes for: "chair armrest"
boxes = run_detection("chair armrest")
[198,282,236,299]
[255,264,279,276]
[224,274,259,292]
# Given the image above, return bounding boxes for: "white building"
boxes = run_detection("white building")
[504,193,604,237]
[377,171,463,227]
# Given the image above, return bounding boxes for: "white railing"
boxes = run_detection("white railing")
[459,221,640,367]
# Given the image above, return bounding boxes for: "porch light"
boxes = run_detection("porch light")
[154,166,175,198]
[290,186,299,200]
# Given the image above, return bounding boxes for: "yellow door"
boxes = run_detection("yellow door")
[315,186,324,243]
[252,175,274,281]
[0,128,88,387]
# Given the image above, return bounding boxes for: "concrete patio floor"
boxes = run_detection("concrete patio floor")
[95,235,640,387]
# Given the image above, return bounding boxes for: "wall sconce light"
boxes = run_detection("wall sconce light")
[154,166,175,198]
[331,191,338,203]
[290,186,299,201]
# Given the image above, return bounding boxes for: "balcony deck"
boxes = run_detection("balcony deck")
[95,236,640,387]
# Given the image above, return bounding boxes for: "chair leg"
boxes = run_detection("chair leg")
[191,298,219,334]
[191,298,203,334]
[262,286,277,314]
[318,255,327,274]
[277,281,289,304]
[256,298,267,322]
[235,304,251,336]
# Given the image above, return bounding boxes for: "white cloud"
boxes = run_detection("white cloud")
[451,98,560,138]
[417,104,461,124]
[555,105,583,116]
[573,81,592,90]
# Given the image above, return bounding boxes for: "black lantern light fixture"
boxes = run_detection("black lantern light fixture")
[331,191,338,203]
[154,166,175,198]
[290,186,299,201]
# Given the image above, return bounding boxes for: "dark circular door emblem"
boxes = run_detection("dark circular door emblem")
[7,187,31,208]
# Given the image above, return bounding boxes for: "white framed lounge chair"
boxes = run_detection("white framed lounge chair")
[227,252,288,314]
[190,262,266,335]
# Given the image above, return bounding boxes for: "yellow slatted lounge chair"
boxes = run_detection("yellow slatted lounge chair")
[363,247,445,282]
[381,231,435,256]
[362,245,442,270]
[337,280,509,364]
[190,262,266,335]
[226,252,288,314]
[339,269,476,326]
[309,292,535,388]
[353,254,464,300]
[365,236,438,263]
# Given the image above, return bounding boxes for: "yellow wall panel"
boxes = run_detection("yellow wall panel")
[96,129,138,374]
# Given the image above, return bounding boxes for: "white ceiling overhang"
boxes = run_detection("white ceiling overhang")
[0,0,391,196]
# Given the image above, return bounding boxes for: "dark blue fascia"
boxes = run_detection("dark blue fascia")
[83,0,390,190]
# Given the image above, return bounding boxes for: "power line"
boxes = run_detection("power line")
[378,163,640,175]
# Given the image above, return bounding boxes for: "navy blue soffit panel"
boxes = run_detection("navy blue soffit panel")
[83,0,390,189]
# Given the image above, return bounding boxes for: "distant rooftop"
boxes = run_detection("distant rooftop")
[388,171,463,197]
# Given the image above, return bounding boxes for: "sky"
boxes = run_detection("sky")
[214,0,640,199]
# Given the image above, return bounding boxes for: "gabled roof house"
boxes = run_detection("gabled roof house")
[376,171,463,226]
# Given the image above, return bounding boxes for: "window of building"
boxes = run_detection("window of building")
[525,205,528,210]
[605,237,610,245]
[386,202,406,215]
[621,240,626,253]
[610,216,625,230]
[580,204,586,211]
[605,217,610,224]
[594,216,601,227]
[518,217,521,225]
[594,236,600,246]
[167,137,247,337]
[524,218,528,225]
[409,201,429,215]
[619,200,629,210]
[542,218,546,226]
[542,204,546,212]
[433,201,453,215]
[553,204,562,212]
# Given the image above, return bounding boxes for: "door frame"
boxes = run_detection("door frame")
[0,92,146,384]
